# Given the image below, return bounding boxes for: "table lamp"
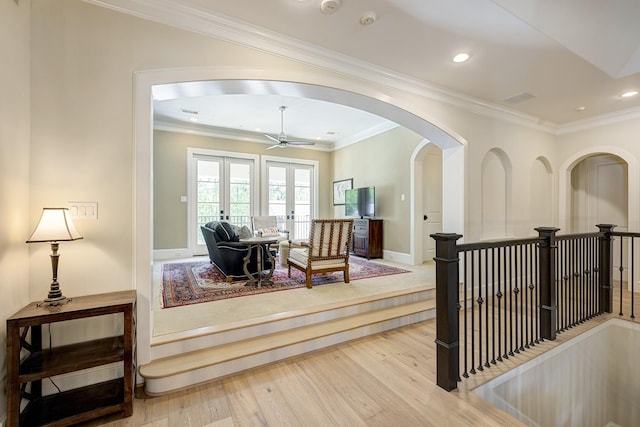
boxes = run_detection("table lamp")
[26,208,83,307]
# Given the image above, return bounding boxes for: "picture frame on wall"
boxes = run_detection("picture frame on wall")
[333,178,353,205]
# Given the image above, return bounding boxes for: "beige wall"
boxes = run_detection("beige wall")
[1,0,31,418]
[332,127,423,254]
[153,130,331,249]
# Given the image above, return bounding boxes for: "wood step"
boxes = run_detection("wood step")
[149,285,435,360]
[139,299,435,391]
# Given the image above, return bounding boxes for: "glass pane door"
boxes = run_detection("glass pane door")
[191,152,255,255]
[228,162,252,228]
[293,166,312,239]
[196,158,221,249]
[266,161,315,240]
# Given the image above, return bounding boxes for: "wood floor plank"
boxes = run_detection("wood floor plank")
[299,347,428,427]
[262,362,348,427]
[221,375,268,427]
[244,368,304,427]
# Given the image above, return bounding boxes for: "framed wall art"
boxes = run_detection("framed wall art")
[333,178,353,205]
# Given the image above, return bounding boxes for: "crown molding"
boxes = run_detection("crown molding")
[555,106,640,135]
[87,0,638,136]
[154,119,335,151]
[154,117,399,152]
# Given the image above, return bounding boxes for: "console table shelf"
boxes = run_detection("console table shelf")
[19,336,125,382]
[6,290,136,427]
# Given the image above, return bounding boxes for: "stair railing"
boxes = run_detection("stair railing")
[431,224,622,391]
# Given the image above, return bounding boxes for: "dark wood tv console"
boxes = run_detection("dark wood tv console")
[351,218,383,259]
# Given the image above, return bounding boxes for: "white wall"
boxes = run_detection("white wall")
[0,0,31,419]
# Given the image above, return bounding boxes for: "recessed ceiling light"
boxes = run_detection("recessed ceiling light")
[576,106,586,112]
[189,117,198,122]
[452,53,470,63]
[621,90,638,98]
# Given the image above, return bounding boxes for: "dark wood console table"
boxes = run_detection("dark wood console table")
[6,290,136,426]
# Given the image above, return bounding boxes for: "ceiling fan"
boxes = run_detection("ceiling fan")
[265,106,315,149]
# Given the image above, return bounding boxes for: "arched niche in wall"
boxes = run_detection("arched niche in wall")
[569,154,628,233]
[530,156,553,228]
[481,148,512,240]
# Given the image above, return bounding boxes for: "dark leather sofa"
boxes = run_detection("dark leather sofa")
[200,221,274,280]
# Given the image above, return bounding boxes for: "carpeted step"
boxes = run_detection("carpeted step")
[139,299,435,395]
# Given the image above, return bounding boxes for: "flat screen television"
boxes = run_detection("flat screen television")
[345,186,375,218]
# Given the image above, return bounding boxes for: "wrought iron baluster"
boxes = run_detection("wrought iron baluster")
[619,236,624,316]
[490,247,496,365]
[509,246,515,356]
[484,248,490,368]
[462,251,469,378]
[477,249,484,371]
[632,238,636,319]
[497,246,503,361]
[470,251,476,375]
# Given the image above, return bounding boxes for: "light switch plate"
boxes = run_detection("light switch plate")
[69,202,98,219]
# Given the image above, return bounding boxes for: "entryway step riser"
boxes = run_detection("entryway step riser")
[150,288,434,360]
[144,308,435,395]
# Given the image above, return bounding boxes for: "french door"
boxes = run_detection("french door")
[188,149,258,255]
[263,159,317,240]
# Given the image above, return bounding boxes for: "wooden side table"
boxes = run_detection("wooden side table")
[6,290,136,427]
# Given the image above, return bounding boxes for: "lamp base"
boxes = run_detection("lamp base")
[37,295,72,308]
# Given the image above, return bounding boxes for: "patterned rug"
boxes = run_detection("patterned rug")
[161,257,410,308]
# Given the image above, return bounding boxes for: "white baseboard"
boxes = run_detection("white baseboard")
[154,248,191,260]
[382,250,412,265]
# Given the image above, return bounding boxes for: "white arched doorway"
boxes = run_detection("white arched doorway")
[134,68,466,367]
[410,140,466,264]
[559,146,639,233]
[559,146,639,294]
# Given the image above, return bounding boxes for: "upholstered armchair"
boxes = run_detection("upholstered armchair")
[251,215,290,251]
[286,218,354,288]
[201,221,273,280]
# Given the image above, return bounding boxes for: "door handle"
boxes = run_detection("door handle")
[423,215,428,221]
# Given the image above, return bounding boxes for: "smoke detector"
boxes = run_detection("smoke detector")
[320,0,341,14]
[360,11,377,25]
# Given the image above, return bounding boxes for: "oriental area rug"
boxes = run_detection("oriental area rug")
[161,257,410,308]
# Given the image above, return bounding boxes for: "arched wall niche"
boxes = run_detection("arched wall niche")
[481,148,512,239]
[530,156,553,228]
[134,68,468,368]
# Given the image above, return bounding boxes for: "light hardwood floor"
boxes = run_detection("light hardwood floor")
[87,270,639,426]
[88,317,526,427]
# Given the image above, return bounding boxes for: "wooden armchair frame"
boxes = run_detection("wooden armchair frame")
[287,219,354,288]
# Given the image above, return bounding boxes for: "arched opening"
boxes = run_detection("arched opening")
[134,69,466,366]
[559,147,639,296]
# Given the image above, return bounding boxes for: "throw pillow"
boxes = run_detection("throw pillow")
[232,225,253,239]
[258,227,280,237]
[214,222,239,242]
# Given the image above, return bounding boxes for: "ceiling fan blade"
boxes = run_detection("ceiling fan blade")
[266,144,280,150]
[287,140,316,146]
[264,133,280,143]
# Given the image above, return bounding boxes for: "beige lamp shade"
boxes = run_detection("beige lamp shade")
[26,208,83,243]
